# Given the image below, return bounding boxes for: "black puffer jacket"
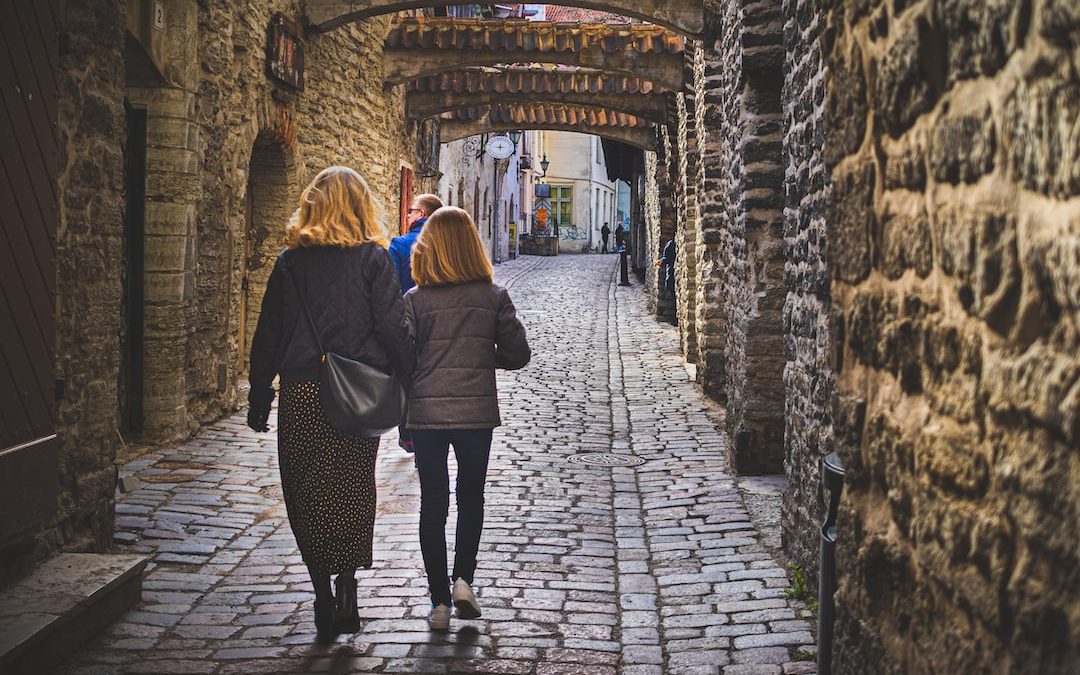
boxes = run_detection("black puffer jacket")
[404,281,530,429]
[248,244,414,408]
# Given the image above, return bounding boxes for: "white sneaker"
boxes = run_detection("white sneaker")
[428,603,451,631]
[452,579,481,619]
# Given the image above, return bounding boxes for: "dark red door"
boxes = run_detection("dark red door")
[0,0,60,549]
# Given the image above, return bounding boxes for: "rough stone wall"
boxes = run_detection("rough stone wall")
[713,0,788,475]
[189,1,415,437]
[673,102,699,355]
[53,0,127,556]
[828,1,1080,673]
[692,15,729,401]
[645,127,678,322]
[780,0,833,582]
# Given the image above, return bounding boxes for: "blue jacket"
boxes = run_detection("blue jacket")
[389,219,425,294]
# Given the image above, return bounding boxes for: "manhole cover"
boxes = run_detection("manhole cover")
[378,496,419,514]
[567,453,645,467]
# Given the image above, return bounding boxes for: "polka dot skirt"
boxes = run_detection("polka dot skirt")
[278,381,378,574]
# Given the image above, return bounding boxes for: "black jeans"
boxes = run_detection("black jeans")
[412,428,493,605]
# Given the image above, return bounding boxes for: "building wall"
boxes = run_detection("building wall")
[543,132,618,253]
[53,0,128,561]
[780,0,833,585]
[47,0,417,565]
[436,135,525,262]
[825,1,1080,673]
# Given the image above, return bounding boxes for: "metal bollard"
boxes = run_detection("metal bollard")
[618,249,631,286]
[818,452,845,675]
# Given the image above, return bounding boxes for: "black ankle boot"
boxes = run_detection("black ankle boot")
[333,575,360,634]
[314,595,336,643]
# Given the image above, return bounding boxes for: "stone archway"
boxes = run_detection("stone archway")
[238,133,298,374]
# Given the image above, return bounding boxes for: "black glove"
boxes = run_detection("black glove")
[247,386,275,432]
[247,404,270,432]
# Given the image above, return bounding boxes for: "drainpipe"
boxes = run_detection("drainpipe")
[818,452,845,675]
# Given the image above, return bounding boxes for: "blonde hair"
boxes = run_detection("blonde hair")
[285,166,388,249]
[412,206,494,286]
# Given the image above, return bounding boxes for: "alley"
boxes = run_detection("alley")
[60,255,815,675]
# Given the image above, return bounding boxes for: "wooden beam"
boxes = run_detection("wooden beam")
[439,120,657,151]
[407,90,671,123]
[385,46,684,91]
[306,0,704,37]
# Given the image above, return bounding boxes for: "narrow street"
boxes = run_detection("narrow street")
[60,255,815,675]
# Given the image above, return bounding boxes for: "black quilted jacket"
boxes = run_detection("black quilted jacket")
[248,243,414,408]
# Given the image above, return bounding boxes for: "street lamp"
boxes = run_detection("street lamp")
[508,130,522,145]
[539,154,550,177]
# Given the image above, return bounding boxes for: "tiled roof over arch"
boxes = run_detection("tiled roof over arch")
[385,17,684,55]
[408,66,664,96]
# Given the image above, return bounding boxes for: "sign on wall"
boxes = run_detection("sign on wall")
[267,14,304,91]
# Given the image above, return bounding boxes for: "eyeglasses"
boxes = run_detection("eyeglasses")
[408,207,424,214]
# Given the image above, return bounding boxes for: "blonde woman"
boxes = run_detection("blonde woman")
[247,166,414,642]
[404,206,531,630]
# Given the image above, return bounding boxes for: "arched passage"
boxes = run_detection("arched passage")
[305,0,705,37]
[384,18,685,91]
[238,133,298,374]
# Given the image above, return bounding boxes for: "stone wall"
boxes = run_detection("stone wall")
[188,1,415,437]
[46,0,416,564]
[827,1,1080,672]
[724,0,786,476]
[780,0,833,583]
[52,0,128,558]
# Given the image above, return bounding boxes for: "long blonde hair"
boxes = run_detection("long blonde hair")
[285,166,388,248]
[412,206,494,286]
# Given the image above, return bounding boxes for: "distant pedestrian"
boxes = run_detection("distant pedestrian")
[614,223,626,252]
[600,222,611,253]
[247,166,414,643]
[404,206,531,631]
[389,193,444,454]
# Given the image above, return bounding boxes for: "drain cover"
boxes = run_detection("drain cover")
[567,453,645,467]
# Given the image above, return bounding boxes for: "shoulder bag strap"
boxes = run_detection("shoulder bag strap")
[284,266,325,357]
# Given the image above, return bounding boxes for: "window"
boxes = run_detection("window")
[551,185,573,227]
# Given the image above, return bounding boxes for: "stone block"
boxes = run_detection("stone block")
[880,213,932,279]
[930,110,995,184]
[827,160,875,283]
[873,16,943,137]
[824,42,867,167]
[144,235,189,273]
[1004,78,1080,199]
[144,271,188,305]
[935,0,1019,83]
[884,141,927,191]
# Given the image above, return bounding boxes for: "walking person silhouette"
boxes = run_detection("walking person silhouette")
[247,166,414,642]
[403,206,531,630]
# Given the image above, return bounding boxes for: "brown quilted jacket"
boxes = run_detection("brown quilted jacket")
[404,281,531,429]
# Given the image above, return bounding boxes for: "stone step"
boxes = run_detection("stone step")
[0,553,148,674]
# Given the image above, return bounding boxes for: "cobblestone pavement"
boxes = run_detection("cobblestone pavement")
[60,255,817,675]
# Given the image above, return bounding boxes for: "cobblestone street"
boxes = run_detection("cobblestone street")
[60,255,816,675]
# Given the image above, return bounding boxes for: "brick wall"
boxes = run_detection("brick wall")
[826,1,1080,672]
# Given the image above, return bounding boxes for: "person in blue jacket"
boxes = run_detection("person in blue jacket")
[390,193,443,453]
[390,193,444,294]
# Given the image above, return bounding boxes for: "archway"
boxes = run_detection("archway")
[305,0,705,37]
[239,134,297,374]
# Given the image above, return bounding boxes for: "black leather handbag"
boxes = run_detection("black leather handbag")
[288,269,406,437]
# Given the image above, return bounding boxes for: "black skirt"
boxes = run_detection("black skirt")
[277,381,379,573]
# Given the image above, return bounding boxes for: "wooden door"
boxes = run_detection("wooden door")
[0,0,60,545]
